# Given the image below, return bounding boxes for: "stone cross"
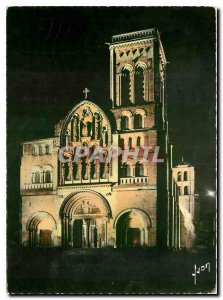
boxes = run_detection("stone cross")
[83,87,90,99]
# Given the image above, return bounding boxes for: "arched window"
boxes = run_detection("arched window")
[32,145,38,156]
[73,162,78,180]
[128,137,132,149]
[39,145,44,155]
[184,186,189,195]
[91,162,97,179]
[45,145,50,155]
[134,114,143,129]
[135,164,144,177]
[82,160,87,180]
[120,138,125,150]
[178,186,181,196]
[121,116,129,130]
[135,66,144,103]
[35,172,40,183]
[122,164,131,177]
[121,68,130,105]
[32,172,35,183]
[45,170,51,183]
[184,171,188,181]
[177,171,182,181]
[65,163,70,181]
[100,162,106,179]
[136,136,141,147]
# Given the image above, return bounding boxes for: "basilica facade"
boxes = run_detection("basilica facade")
[20,29,197,249]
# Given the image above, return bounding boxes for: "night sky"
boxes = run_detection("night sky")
[7,7,216,245]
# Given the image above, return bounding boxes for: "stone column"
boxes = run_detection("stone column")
[144,70,149,101]
[140,229,145,246]
[130,116,134,129]
[69,158,73,183]
[132,165,135,177]
[104,220,107,247]
[144,228,149,245]
[68,218,72,247]
[117,118,121,130]
[142,115,146,128]
[110,47,115,107]
[130,71,135,103]
[97,160,100,180]
[78,159,82,180]
[60,162,65,186]
[116,73,121,106]
[149,67,154,101]
[85,219,90,248]
[95,120,98,140]
[87,161,91,181]
[61,216,64,247]
[64,216,67,248]
[104,162,108,179]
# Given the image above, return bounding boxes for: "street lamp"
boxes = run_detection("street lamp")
[206,190,215,197]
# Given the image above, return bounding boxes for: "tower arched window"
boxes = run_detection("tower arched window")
[121,116,129,130]
[32,145,38,156]
[45,170,51,183]
[39,145,44,155]
[177,171,182,181]
[135,66,144,103]
[128,137,132,149]
[136,136,141,147]
[120,138,125,150]
[45,144,50,155]
[121,68,130,105]
[122,164,131,177]
[184,186,189,195]
[184,171,188,181]
[135,163,144,177]
[134,114,143,129]
[35,172,40,183]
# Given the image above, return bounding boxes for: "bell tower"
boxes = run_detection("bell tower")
[109,28,166,111]
[108,29,171,248]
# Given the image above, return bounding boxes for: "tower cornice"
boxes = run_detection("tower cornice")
[111,28,159,44]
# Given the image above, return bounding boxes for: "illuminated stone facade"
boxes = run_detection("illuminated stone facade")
[20,29,196,249]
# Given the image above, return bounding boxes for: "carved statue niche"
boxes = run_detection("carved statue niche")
[94,112,102,140]
[101,126,108,147]
[71,114,79,142]
[81,107,93,137]
[65,129,71,146]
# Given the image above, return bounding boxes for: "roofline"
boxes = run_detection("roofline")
[111,28,159,44]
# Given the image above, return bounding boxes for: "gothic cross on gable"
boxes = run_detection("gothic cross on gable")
[83,87,90,99]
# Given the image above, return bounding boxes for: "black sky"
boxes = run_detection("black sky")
[7,7,216,245]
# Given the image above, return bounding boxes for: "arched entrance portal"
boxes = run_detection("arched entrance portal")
[115,209,151,248]
[60,191,112,248]
[26,211,57,247]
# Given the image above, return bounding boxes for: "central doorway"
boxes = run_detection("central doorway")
[60,190,112,248]
[72,218,99,248]
[73,220,84,248]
